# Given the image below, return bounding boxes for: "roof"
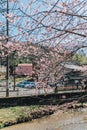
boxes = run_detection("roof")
[69,75,87,80]
[63,64,87,72]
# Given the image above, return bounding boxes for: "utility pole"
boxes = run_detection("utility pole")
[13,65,16,91]
[13,51,16,91]
[6,0,9,97]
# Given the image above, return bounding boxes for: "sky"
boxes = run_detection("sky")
[0,0,87,55]
[0,0,51,41]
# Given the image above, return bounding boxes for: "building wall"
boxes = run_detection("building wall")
[15,64,33,76]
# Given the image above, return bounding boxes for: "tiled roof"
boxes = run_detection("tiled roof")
[64,64,87,72]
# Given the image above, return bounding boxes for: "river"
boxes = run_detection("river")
[1,108,87,130]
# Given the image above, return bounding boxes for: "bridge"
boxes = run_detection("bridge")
[0,86,87,107]
[0,86,86,98]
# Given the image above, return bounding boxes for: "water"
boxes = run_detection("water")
[59,123,87,130]
[1,109,87,130]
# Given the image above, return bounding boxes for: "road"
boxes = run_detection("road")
[0,86,55,98]
[0,86,86,98]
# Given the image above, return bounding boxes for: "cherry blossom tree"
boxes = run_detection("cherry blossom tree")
[0,0,87,96]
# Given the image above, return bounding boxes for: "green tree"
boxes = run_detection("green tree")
[73,53,87,65]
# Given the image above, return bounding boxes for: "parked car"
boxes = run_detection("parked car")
[25,82,36,89]
[47,80,63,88]
[17,81,28,88]
[47,82,56,87]
[17,82,25,88]
[17,80,35,88]
[56,81,63,87]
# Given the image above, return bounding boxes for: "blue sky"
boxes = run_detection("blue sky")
[0,0,87,56]
[0,0,51,41]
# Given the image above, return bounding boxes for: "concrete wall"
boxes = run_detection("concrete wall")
[0,91,87,107]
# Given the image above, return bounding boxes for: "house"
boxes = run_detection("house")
[15,64,33,76]
[61,64,87,87]
[64,64,87,72]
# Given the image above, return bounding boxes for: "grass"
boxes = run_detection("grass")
[0,76,30,84]
[0,105,43,129]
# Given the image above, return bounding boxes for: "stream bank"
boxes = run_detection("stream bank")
[1,107,87,130]
[0,105,56,129]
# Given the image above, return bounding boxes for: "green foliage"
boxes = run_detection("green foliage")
[72,53,87,65]
[0,123,4,129]
[0,105,43,129]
